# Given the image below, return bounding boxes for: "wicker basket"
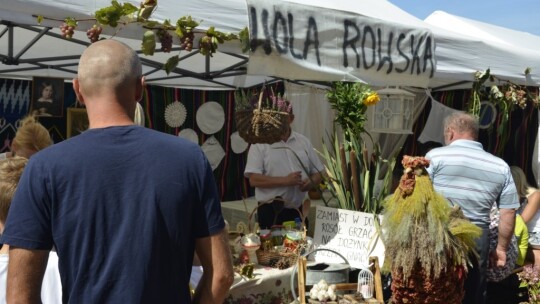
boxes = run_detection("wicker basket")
[235,89,290,144]
[256,247,299,269]
[247,198,305,269]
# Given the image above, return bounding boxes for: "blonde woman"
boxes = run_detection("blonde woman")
[0,115,53,160]
[511,166,540,265]
[0,157,62,303]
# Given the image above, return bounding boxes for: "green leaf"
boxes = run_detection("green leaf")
[164,55,180,75]
[95,5,122,27]
[64,17,78,27]
[163,19,172,27]
[111,0,121,9]
[36,15,43,24]
[121,2,138,15]
[145,20,159,28]
[141,30,156,55]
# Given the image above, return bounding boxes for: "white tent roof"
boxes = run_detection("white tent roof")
[424,10,540,89]
[0,0,273,90]
[1,0,539,90]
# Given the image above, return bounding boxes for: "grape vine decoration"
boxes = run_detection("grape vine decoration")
[37,0,248,75]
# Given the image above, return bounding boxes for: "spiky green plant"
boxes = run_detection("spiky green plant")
[319,127,396,213]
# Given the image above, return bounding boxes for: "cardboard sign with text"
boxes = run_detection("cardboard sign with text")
[312,205,385,269]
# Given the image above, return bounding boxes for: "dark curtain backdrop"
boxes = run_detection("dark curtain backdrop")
[400,89,539,187]
[3,78,538,196]
[0,77,255,201]
[141,83,254,201]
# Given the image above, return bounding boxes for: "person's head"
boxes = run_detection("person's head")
[40,82,54,100]
[443,112,479,145]
[511,166,536,198]
[73,39,144,122]
[11,115,53,158]
[0,156,28,231]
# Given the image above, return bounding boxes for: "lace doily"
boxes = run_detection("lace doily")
[164,101,187,128]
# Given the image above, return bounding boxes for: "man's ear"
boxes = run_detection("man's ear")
[72,79,85,105]
[135,76,146,102]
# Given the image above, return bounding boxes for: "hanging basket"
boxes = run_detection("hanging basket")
[235,89,290,144]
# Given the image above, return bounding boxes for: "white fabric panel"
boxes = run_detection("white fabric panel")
[286,82,334,155]
[418,98,461,145]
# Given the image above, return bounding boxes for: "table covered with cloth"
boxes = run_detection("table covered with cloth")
[225,265,296,304]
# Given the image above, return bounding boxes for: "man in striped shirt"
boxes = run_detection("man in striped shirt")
[426,111,519,304]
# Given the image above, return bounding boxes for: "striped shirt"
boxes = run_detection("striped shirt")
[426,139,519,227]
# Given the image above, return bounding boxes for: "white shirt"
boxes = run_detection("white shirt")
[0,251,62,303]
[244,131,324,209]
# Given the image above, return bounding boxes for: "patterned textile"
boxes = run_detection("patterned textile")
[487,207,519,282]
[225,266,294,304]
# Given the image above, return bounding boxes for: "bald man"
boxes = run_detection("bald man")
[1,40,233,303]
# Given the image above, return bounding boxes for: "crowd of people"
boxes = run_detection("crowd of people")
[0,40,539,304]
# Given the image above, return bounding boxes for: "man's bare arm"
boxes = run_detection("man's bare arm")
[7,247,49,303]
[497,208,516,251]
[490,208,516,267]
[192,229,234,304]
[248,172,302,188]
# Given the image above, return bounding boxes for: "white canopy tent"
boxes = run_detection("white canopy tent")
[0,0,273,90]
[2,0,538,90]
[424,10,540,89]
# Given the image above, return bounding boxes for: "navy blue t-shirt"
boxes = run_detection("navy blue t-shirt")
[1,126,225,303]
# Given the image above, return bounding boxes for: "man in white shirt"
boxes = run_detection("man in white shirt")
[244,103,324,229]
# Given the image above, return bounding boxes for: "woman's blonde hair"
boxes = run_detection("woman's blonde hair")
[11,115,53,156]
[0,156,28,224]
[511,166,537,198]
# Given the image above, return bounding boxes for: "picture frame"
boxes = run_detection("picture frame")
[66,108,89,138]
[31,76,64,117]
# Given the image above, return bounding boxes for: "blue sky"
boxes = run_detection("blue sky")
[389,0,540,36]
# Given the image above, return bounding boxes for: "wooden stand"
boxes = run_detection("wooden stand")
[297,256,384,304]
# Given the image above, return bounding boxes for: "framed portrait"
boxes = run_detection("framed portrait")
[31,76,65,117]
[67,108,89,138]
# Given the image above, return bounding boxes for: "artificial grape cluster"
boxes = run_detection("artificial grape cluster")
[159,31,173,53]
[179,29,194,52]
[86,25,103,43]
[60,23,75,39]
[199,35,218,56]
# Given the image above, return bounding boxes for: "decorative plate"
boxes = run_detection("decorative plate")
[178,128,199,144]
[196,101,225,135]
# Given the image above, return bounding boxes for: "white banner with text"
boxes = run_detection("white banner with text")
[246,0,436,87]
[312,205,385,269]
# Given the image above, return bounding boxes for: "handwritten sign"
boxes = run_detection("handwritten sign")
[312,206,385,269]
[246,0,436,88]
